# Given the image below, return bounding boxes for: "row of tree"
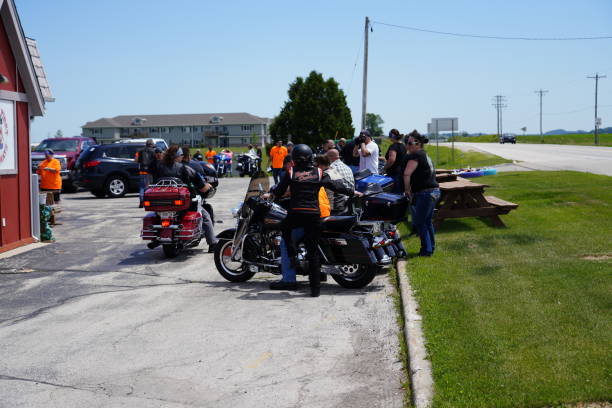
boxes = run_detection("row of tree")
[269,71,384,146]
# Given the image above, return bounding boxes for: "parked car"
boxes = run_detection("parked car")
[73,143,144,198]
[500,134,516,144]
[31,137,96,192]
[115,138,168,151]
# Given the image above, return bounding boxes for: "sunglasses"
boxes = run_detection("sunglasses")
[406,141,419,145]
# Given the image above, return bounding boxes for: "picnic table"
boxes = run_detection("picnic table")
[434,177,518,228]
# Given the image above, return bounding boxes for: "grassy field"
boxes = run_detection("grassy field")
[450,133,612,146]
[400,171,612,408]
[380,139,511,169]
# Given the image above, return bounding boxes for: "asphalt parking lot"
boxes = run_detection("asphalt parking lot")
[0,177,403,408]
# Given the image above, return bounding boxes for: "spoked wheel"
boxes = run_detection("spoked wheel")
[162,244,180,258]
[331,264,378,289]
[214,239,254,282]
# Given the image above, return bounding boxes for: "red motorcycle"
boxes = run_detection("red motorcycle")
[141,178,212,258]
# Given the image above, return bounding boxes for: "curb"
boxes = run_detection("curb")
[396,259,434,408]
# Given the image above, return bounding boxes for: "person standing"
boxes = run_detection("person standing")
[205,146,217,165]
[136,139,156,208]
[401,130,440,257]
[193,149,204,161]
[383,129,407,194]
[37,149,62,203]
[325,149,355,214]
[269,144,355,297]
[353,130,379,174]
[268,139,288,184]
[340,137,361,173]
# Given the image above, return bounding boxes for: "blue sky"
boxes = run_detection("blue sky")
[16,0,612,142]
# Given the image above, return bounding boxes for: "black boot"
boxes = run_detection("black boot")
[320,273,327,282]
[269,280,298,290]
[309,271,321,297]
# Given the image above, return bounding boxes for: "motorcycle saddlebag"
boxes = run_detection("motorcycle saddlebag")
[356,174,394,193]
[144,186,191,212]
[361,193,408,223]
[141,212,158,240]
[176,211,202,240]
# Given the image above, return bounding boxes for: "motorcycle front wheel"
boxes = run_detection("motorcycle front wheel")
[214,239,255,282]
[331,264,378,289]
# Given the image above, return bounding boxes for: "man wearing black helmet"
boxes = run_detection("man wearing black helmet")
[268,144,356,297]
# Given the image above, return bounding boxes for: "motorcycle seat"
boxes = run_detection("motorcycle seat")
[321,215,357,232]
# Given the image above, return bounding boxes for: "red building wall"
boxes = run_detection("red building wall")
[0,19,33,252]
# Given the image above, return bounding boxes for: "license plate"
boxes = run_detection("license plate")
[159,211,176,219]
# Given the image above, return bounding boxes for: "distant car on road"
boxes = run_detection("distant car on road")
[31,136,97,192]
[73,143,144,198]
[500,134,516,144]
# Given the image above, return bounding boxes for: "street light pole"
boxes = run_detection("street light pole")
[534,89,548,143]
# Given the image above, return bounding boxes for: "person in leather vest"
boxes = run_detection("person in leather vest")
[268,144,355,297]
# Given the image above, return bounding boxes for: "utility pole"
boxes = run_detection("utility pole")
[534,89,548,143]
[361,16,370,132]
[492,95,507,140]
[587,73,606,145]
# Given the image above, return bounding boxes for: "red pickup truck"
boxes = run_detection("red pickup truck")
[31,137,96,192]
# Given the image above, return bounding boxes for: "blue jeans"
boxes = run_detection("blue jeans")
[139,174,152,201]
[279,228,305,282]
[413,189,441,255]
[272,168,282,184]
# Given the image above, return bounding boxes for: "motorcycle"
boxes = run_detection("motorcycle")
[214,154,232,178]
[141,177,216,258]
[236,153,261,178]
[213,184,406,290]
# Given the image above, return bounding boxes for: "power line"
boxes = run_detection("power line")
[371,21,612,41]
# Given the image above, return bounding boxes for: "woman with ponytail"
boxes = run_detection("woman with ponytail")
[401,130,440,257]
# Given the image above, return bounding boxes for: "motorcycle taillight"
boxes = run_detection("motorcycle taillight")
[161,219,172,228]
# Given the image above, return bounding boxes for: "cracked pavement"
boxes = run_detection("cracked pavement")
[0,177,403,407]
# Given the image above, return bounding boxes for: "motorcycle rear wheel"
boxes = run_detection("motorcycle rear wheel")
[331,264,378,289]
[214,239,255,282]
[162,244,180,258]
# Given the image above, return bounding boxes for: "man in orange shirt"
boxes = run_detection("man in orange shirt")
[205,146,217,165]
[37,149,62,203]
[268,140,288,184]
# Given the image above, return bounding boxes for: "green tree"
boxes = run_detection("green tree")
[365,113,384,136]
[54,129,64,138]
[270,71,354,147]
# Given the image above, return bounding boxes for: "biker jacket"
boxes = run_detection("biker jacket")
[155,162,205,190]
[272,165,354,216]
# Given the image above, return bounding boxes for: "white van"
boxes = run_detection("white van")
[116,138,168,151]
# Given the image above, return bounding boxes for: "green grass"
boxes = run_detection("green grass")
[380,139,511,169]
[451,133,612,146]
[400,171,612,408]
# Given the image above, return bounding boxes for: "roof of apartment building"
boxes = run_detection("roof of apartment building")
[82,113,270,129]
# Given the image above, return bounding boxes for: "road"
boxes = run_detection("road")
[450,142,612,176]
[0,178,403,408]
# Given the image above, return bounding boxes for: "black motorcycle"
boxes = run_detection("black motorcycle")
[214,184,408,291]
[236,153,261,178]
[213,196,392,291]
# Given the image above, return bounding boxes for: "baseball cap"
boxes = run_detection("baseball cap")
[44,149,54,155]
[359,129,371,137]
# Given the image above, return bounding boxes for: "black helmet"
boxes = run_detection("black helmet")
[291,144,313,165]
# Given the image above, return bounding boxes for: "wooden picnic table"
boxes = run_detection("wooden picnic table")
[435,177,518,228]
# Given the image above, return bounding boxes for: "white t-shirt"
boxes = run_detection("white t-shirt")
[359,141,379,174]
